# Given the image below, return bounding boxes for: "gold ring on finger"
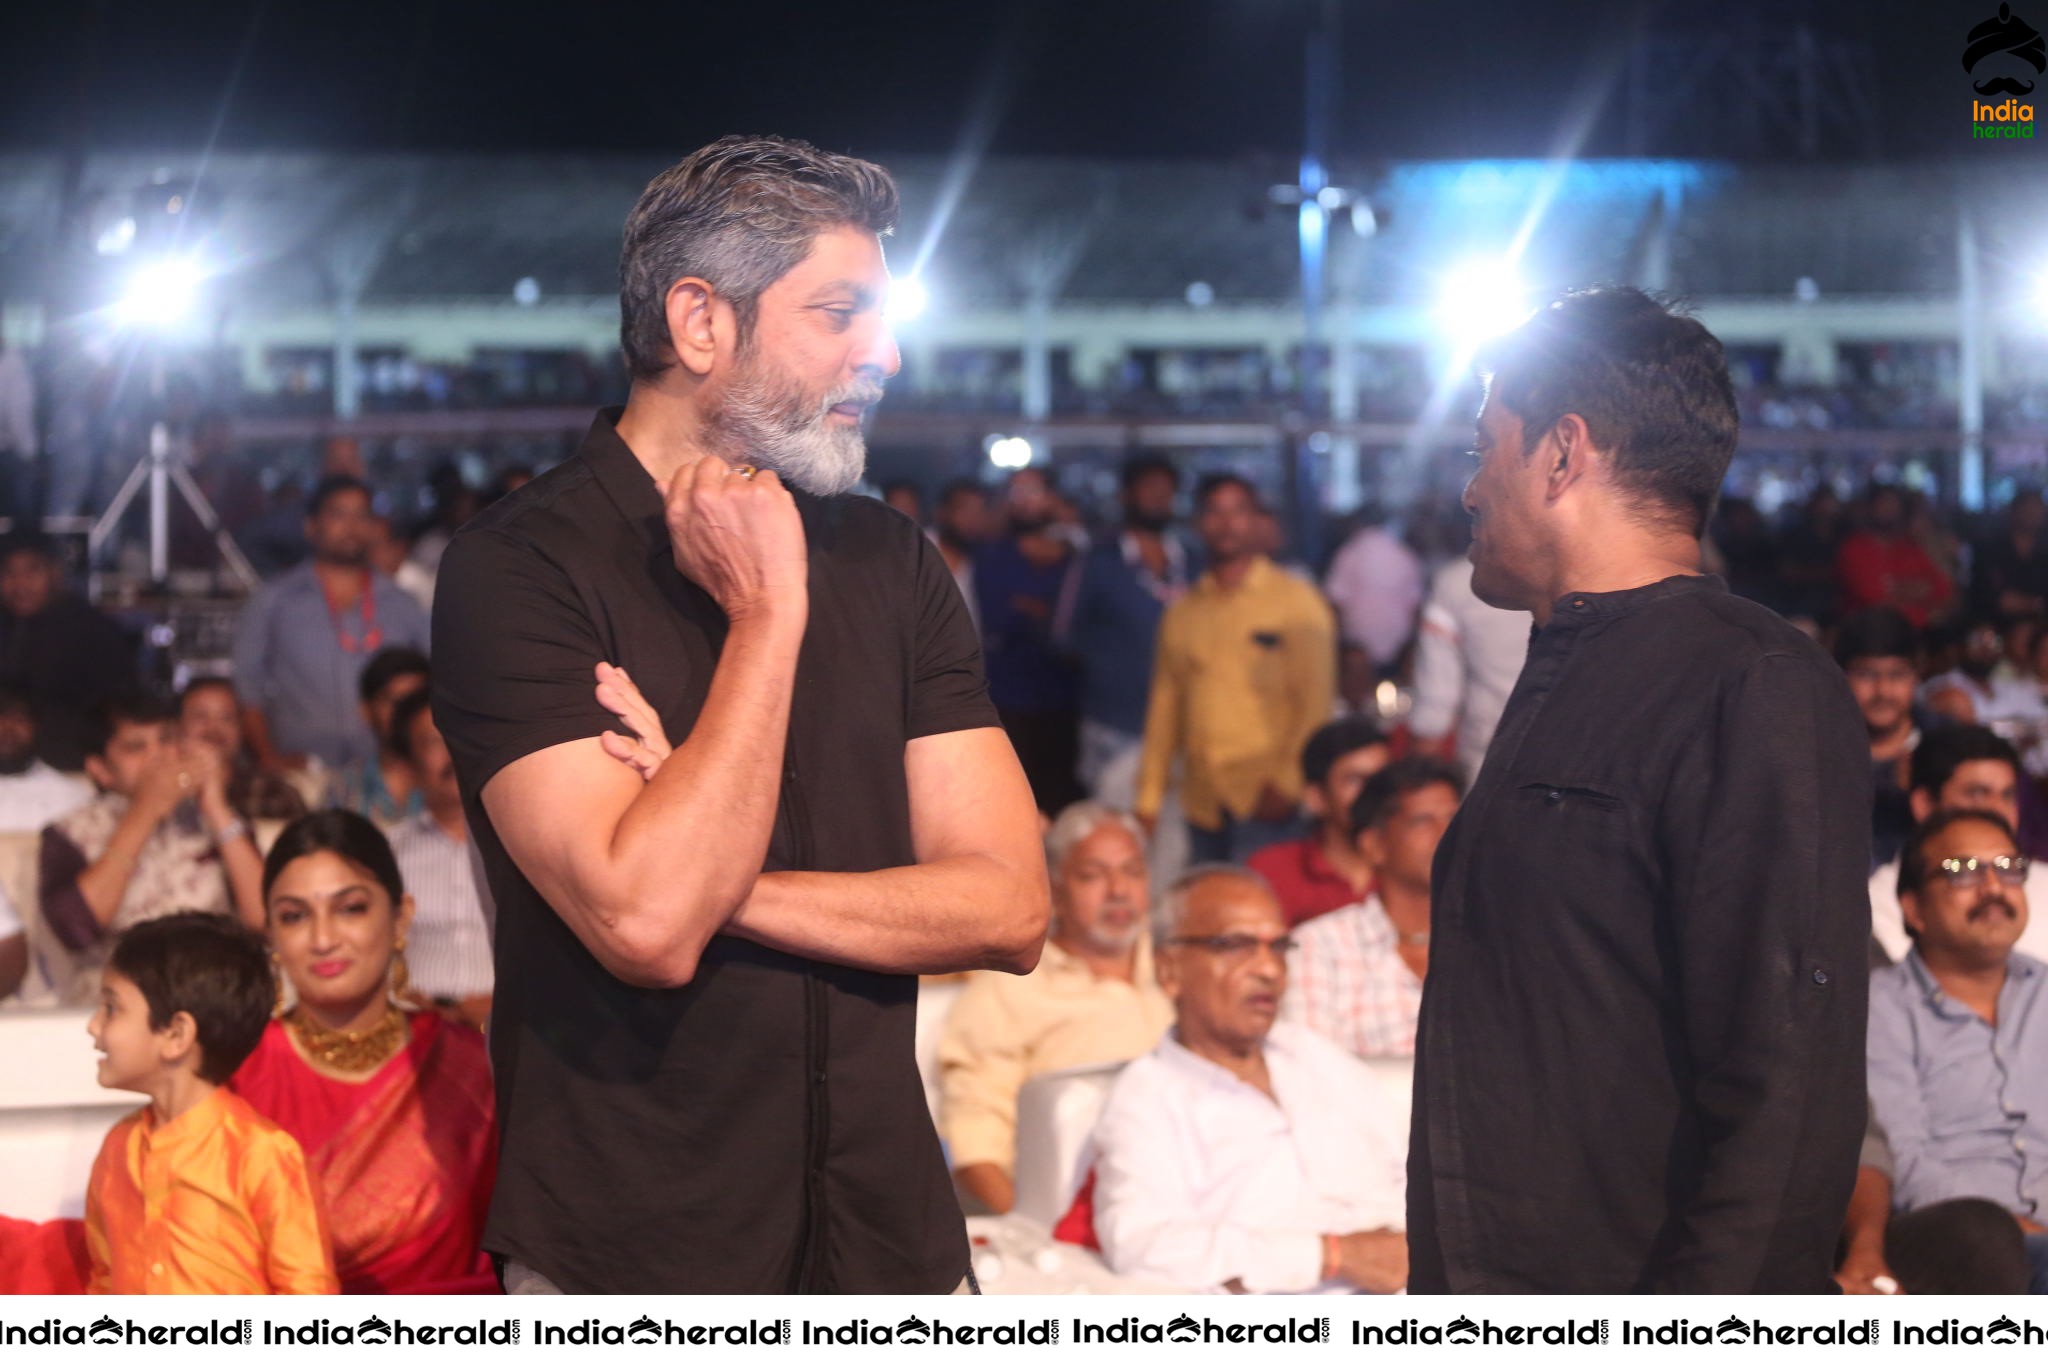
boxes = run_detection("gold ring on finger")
[733,464,758,481]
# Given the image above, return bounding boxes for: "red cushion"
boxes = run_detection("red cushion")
[0,1216,91,1294]
[1051,1166,1100,1252]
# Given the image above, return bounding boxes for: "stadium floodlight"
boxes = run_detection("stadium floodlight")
[1433,257,1529,346]
[887,275,930,324]
[115,256,204,330]
[987,435,1035,470]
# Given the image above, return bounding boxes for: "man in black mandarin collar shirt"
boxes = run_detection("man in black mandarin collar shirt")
[1409,286,1870,1292]
[432,136,1048,1293]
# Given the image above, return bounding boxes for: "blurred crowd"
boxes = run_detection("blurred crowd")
[4,438,2048,1293]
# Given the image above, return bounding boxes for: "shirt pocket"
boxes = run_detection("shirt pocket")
[1463,777,1631,937]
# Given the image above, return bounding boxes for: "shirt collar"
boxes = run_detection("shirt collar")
[580,407,668,549]
[1543,573,1726,624]
[137,1087,230,1151]
[1196,554,1275,598]
[1903,947,2038,1021]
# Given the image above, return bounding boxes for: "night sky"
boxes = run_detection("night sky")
[0,0,2002,162]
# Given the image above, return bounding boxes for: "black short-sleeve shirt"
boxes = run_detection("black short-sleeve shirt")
[432,410,996,1293]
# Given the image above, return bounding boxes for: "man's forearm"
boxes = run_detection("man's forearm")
[75,809,158,928]
[565,607,807,982]
[727,850,1044,975]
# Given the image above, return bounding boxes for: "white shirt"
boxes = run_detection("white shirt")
[1090,1021,1408,1293]
[0,762,92,834]
[1279,895,1424,1058]
[1407,558,1531,773]
[386,811,494,999]
[1868,855,2048,965]
[1322,527,1424,668]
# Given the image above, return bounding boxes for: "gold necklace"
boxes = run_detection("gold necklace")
[286,1005,409,1073]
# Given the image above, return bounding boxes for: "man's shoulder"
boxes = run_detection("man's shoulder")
[1646,583,1841,681]
[1244,837,1308,878]
[457,456,603,546]
[1292,897,1375,951]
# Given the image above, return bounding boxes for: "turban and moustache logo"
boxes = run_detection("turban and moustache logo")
[1964,4,2046,96]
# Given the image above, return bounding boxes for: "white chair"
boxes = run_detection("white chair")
[0,1009,131,1219]
[1009,1059,1126,1231]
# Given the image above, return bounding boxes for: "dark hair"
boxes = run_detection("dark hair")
[261,810,405,907]
[1193,472,1259,514]
[84,691,175,758]
[1349,755,1467,833]
[0,684,32,720]
[1477,285,1738,538]
[1896,807,2018,901]
[107,912,273,1084]
[619,135,899,381]
[0,528,59,565]
[357,646,431,705]
[1120,454,1180,495]
[387,687,435,763]
[1910,725,2021,800]
[1300,717,1389,787]
[1834,607,1920,669]
[178,675,236,708]
[937,478,987,509]
[305,474,371,520]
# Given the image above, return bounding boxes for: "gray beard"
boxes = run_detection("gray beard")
[710,366,877,497]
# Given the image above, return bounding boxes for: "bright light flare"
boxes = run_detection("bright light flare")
[116,258,205,329]
[1433,258,1529,346]
[887,276,930,324]
[987,435,1034,470]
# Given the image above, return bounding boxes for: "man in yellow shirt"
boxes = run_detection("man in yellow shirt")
[84,912,336,1294]
[1136,474,1337,863]
[939,802,1173,1214]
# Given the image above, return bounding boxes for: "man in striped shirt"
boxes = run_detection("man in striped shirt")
[1280,757,1463,1059]
[387,689,493,1026]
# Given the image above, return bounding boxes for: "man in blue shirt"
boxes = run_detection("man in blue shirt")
[1058,454,1189,800]
[1869,807,2048,1292]
[231,475,431,776]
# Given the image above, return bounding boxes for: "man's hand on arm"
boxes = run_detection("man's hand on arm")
[481,458,809,989]
[1333,1230,1409,1293]
[1834,1165,1900,1295]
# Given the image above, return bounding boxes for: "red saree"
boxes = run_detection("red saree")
[229,1012,498,1294]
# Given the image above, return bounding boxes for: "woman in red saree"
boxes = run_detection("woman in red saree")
[229,810,497,1294]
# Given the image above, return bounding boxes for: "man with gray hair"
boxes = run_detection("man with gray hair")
[938,800,1171,1214]
[1090,865,1409,1293]
[433,136,1049,1293]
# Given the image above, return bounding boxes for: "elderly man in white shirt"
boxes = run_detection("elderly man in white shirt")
[1089,865,1409,1294]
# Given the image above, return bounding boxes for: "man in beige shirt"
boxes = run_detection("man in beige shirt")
[1135,474,1337,864]
[940,801,1173,1214]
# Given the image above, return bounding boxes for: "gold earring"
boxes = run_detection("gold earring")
[389,938,411,1000]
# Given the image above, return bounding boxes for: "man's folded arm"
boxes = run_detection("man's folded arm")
[726,726,1049,975]
[481,606,804,990]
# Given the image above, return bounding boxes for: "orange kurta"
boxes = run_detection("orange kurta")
[84,1087,338,1294]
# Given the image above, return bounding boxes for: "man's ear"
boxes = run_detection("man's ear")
[1542,413,1601,503]
[1156,946,1180,999]
[1357,825,1386,871]
[1899,886,1928,940]
[84,754,114,792]
[663,277,724,378]
[1909,790,1935,824]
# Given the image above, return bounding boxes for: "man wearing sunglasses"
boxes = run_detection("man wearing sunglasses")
[1867,725,2048,966]
[1088,866,1410,1293]
[1867,808,2048,1294]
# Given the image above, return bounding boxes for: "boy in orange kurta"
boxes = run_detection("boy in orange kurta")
[83,912,336,1294]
